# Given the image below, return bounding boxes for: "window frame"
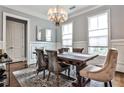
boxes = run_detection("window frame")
[46,29,52,42]
[62,22,73,49]
[87,10,110,56]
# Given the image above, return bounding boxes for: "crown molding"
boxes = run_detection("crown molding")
[69,5,104,19]
[3,5,48,20]
[3,5,103,21]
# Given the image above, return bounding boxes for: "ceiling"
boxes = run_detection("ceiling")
[4,5,98,20]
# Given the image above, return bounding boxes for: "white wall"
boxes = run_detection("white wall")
[111,39,124,72]
[0,41,3,49]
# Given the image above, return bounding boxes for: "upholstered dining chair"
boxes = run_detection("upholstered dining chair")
[35,49,47,79]
[46,50,70,86]
[79,48,118,87]
[73,48,84,53]
[58,48,69,54]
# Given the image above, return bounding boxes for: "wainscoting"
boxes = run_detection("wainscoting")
[56,42,62,49]
[0,41,3,49]
[29,41,56,64]
[1,40,124,73]
[111,39,124,73]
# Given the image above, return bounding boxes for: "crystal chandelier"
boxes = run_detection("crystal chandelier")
[48,6,68,26]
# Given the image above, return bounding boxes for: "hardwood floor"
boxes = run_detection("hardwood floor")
[6,61,28,87]
[113,72,124,87]
[6,61,124,87]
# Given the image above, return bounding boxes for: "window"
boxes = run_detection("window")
[46,29,52,41]
[88,12,109,56]
[62,23,73,51]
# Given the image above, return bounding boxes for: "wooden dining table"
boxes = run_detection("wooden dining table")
[33,51,98,86]
[57,52,98,86]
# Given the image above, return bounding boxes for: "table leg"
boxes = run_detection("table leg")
[72,63,87,87]
[72,65,81,87]
[8,63,10,86]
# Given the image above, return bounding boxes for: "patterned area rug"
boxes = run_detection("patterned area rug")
[13,57,106,87]
[13,66,76,87]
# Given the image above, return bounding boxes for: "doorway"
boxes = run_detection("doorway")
[6,17,27,62]
[3,12,30,63]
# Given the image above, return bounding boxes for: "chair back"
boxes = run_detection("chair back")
[73,48,84,53]
[102,48,118,81]
[58,49,63,54]
[35,49,47,69]
[46,50,61,73]
[58,48,69,54]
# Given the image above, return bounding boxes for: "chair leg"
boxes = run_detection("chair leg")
[72,65,75,70]
[82,77,85,83]
[43,70,45,79]
[109,81,112,87]
[104,82,108,87]
[65,70,67,75]
[68,68,70,77]
[47,71,51,81]
[56,73,60,87]
[36,69,39,75]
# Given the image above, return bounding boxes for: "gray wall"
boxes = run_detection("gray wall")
[0,6,56,42]
[57,5,124,42]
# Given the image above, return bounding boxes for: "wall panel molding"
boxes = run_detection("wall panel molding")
[29,41,56,64]
[0,41,3,49]
[111,39,124,72]
[73,41,88,53]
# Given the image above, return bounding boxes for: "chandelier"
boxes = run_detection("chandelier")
[48,6,68,26]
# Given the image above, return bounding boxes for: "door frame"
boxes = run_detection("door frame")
[3,12,30,63]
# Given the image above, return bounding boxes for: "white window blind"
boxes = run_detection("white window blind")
[88,12,109,56]
[62,23,73,50]
[46,29,52,41]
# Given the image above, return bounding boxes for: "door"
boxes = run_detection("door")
[6,20,25,62]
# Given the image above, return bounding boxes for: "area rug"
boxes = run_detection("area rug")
[13,56,107,87]
[13,65,77,87]
[13,66,106,87]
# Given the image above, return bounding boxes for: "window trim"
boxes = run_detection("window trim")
[62,22,73,48]
[46,29,52,42]
[87,9,110,56]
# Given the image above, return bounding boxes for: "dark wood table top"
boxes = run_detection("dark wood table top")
[33,51,98,64]
[58,52,98,62]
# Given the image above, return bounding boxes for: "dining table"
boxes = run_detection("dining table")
[33,51,98,86]
[57,52,98,86]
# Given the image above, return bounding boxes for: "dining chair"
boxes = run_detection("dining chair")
[58,48,69,54]
[46,50,70,86]
[35,49,48,79]
[80,48,118,87]
[73,48,84,53]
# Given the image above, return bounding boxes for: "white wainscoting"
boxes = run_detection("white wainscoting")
[73,41,88,53]
[0,41,3,49]
[56,42,62,49]
[111,39,124,73]
[29,41,56,65]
